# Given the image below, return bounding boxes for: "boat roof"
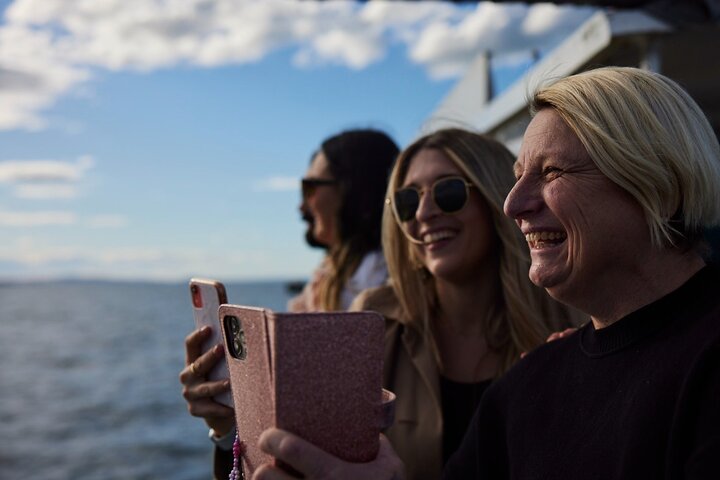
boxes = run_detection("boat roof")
[427,9,720,153]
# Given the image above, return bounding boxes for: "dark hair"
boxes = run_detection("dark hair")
[316,129,399,310]
[322,129,399,252]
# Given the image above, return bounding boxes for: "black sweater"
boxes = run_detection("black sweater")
[444,266,720,479]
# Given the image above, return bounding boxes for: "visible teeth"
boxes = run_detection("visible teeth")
[423,230,455,244]
[525,231,566,244]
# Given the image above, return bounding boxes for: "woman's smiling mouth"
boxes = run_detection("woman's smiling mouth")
[525,231,567,249]
[423,229,456,245]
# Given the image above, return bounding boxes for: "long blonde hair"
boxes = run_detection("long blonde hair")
[384,128,579,375]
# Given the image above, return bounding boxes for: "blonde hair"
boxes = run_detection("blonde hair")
[383,128,578,375]
[532,66,720,250]
[316,244,362,311]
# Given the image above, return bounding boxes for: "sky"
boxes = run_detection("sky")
[0,0,596,282]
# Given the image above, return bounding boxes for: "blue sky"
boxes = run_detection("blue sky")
[0,1,595,281]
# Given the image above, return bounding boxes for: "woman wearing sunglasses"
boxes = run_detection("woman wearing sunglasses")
[342,128,582,480]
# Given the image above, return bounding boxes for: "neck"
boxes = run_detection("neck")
[432,263,502,382]
[564,250,705,329]
[434,265,499,334]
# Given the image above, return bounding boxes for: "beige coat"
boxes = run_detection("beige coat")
[351,285,444,480]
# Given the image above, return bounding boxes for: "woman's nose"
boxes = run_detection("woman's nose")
[504,176,541,220]
[415,188,440,222]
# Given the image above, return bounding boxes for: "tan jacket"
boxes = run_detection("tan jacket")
[351,285,444,480]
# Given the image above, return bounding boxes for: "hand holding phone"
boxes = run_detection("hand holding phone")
[187,278,233,408]
[219,304,395,477]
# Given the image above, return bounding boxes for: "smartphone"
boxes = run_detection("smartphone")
[189,278,232,408]
[219,304,392,477]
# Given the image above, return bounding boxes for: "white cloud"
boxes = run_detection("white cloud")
[0,0,596,130]
[0,209,128,228]
[408,2,595,79]
[0,24,90,129]
[13,184,80,199]
[85,214,129,228]
[0,155,94,183]
[0,209,76,226]
[0,155,94,200]
[361,1,459,27]
[295,27,385,70]
[253,176,299,192]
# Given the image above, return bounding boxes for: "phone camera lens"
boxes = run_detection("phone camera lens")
[224,315,247,360]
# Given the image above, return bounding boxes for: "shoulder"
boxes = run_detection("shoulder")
[348,251,388,289]
[350,284,404,321]
[489,328,585,399]
[351,285,417,348]
[356,250,387,272]
[341,251,389,310]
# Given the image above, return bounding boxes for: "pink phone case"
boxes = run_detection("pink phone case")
[218,304,393,476]
[189,278,232,408]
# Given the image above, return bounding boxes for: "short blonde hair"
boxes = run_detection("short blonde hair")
[532,66,720,250]
[383,128,578,375]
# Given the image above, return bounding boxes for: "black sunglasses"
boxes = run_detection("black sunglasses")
[390,176,475,222]
[301,178,337,198]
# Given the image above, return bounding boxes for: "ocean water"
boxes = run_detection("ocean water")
[0,280,296,480]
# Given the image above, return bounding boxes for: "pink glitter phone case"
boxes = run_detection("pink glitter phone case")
[218,304,392,476]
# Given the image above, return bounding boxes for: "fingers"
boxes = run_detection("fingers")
[255,429,405,480]
[258,428,334,478]
[559,327,578,337]
[546,331,562,343]
[181,377,233,419]
[186,396,235,419]
[377,435,406,480]
[179,343,224,384]
[185,326,212,366]
[253,464,297,480]
[546,327,578,343]
[183,378,231,402]
[525,326,581,360]
[187,399,234,419]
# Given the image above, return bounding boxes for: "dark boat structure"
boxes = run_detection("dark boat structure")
[429,7,720,149]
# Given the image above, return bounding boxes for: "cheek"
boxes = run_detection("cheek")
[546,187,590,235]
[466,202,497,252]
[315,193,341,233]
[311,192,332,216]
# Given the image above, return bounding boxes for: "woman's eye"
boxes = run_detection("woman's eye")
[543,166,563,178]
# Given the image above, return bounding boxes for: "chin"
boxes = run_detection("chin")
[531,267,577,304]
[427,260,470,282]
[304,227,327,249]
[529,265,562,289]
[313,230,335,249]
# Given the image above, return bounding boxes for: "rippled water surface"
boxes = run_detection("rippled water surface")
[0,280,294,480]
